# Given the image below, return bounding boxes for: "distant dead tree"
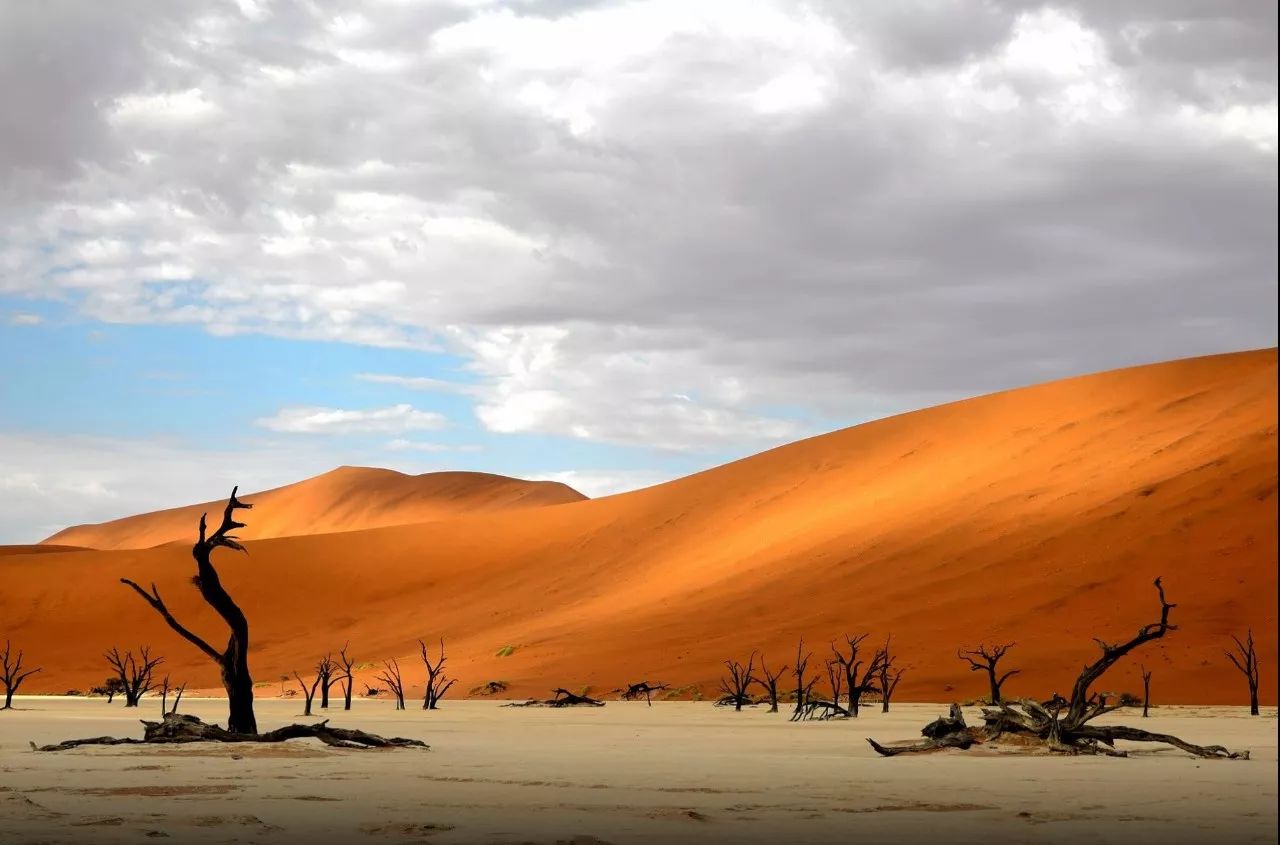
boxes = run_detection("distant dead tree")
[716,652,757,711]
[293,670,322,716]
[1226,629,1260,716]
[157,676,186,717]
[614,681,669,706]
[121,487,260,733]
[89,677,127,703]
[376,659,406,710]
[316,654,337,709]
[824,659,846,714]
[869,578,1248,759]
[751,656,787,713]
[418,638,456,710]
[105,647,163,707]
[957,642,1020,704]
[878,636,907,713]
[506,688,606,707]
[831,634,886,717]
[1140,665,1152,718]
[1,640,41,710]
[337,642,356,711]
[791,638,815,717]
[789,659,847,722]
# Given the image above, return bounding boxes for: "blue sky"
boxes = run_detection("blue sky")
[0,1,1274,542]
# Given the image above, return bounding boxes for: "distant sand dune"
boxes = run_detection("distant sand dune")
[41,468,587,549]
[4,349,1275,705]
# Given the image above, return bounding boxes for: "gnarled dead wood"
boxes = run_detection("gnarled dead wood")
[1,640,42,710]
[868,578,1250,760]
[716,652,757,711]
[504,688,606,707]
[615,681,669,705]
[35,713,427,751]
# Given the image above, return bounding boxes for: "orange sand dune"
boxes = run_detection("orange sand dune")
[3,350,1275,706]
[41,468,586,550]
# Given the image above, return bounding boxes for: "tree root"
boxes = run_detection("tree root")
[35,713,428,751]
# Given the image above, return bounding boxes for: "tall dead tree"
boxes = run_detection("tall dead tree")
[376,658,406,710]
[418,638,456,710]
[791,638,814,717]
[1226,629,1260,716]
[316,654,337,709]
[957,642,1019,704]
[751,656,787,713]
[1140,665,1152,718]
[869,578,1248,759]
[1,640,41,710]
[831,634,886,717]
[878,636,907,713]
[293,670,321,716]
[105,647,163,707]
[824,659,846,713]
[121,487,259,733]
[716,652,757,711]
[338,642,355,711]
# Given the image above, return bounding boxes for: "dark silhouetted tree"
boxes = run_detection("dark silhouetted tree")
[957,642,1019,704]
[831,634,886,717]
[418,638,456,710]
[293,670,321,716]
[751,656,787,713]
[878,636,906,713]
[121,487,259,733]
[716,651,756,711]
[1,640,41,710]
[1140,664,1152,718]
[316,653,337,709]
[791,638,814,717]
[105,647,163,707]
[338,642,356,711]
[615,681,669,705]
[1226,629,1260,716]
[376,659,406,710]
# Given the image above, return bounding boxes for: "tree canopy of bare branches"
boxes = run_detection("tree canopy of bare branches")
[877,635,906,713]
[105,647,163,708]
[316,653,337,709]
[338,642,356,711]
[716,652,756,711]
[294,670,322,716]
[121,487,258,733]
[1226,629,1261,716]
[1,640,41,710]
[869,578,1249,760]
[830,634,886,717]
[419,638,457,710]
[376,659,406,710]
[615,681,669,706]
[957,642,1019,704]
[751,657,787,713]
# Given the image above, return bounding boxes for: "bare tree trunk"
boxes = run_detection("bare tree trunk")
[339,642,355,711]
[958,643,1019,704]
[376,659,406,710]
[792,639,813,718]
[1226,629,1261,716]
[1141,665,1152,718]
[1,640,42,710]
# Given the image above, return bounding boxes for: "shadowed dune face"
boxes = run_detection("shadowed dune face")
[40,469,587,550]
[3,350,1276,706]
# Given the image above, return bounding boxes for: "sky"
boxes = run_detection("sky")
[0,0,1276,543]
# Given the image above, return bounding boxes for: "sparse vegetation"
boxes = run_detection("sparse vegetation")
[469,680,509,697]
[494,645,517,658]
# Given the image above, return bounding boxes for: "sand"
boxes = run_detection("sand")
[1,697,1275,845]
[3,349,1276,705]
[43,468,586,550]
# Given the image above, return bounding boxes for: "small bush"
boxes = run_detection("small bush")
[64,689,83,696]
[1118,692,1143,707]
[469,680,510,697]
[494,646,517,658]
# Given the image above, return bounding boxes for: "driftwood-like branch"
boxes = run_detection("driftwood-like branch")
[868,579,1250,760]
[35,713,427,751]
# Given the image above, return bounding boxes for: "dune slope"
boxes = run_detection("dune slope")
[4,349,1275,705]
[41,468,586,549]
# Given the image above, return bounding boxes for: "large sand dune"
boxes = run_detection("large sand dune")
[3,349,1275,705]
[42,468,586,549]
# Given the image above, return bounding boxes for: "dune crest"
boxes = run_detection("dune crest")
[4,349,1276,705]
[41,468,587,550]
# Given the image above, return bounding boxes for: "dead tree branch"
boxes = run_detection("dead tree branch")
[105,647,163,707]
[376,659,406,710]
[751,657,787,713]
[1,640,41,710]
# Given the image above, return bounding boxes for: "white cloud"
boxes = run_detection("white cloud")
[7,313,43,326]
[357,373,478,394]
[385,438,481,452]
[529,468,673,499]
[255,403,447,434]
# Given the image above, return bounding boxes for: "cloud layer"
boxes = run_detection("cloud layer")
[2,0,1275,456]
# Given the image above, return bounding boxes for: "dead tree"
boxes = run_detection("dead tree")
[338,642,355,711]
[1140,665,1152,718]
[376,658,406,710]
[615,681,669,706]
[418,638,456,710]
[105,647,163,707]
[878,642,907,713]
[791,638,814,718]
[1,640,41,709]
[716,652,757,711]
[90,677,127,703]
[121,487,259,733]
[316,653,337,709]
[831,634,886,717]
[505,689,606,707]
[824,659,847,712]
[1226,629,1261,716]
[751,657,787,713]
[158,676,171,717]
[869,578,1249,759]
[293,670,322,716]
[957,642,1019,704]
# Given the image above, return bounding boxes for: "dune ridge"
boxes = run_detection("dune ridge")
[3,349,1275,705]
[41,468,586,550]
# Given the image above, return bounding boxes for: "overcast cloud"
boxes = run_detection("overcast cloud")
[0,0,1275,537]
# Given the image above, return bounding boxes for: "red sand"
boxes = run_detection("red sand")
[4,349,1275,705]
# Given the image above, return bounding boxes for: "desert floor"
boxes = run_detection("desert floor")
[1,698,1275,845]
